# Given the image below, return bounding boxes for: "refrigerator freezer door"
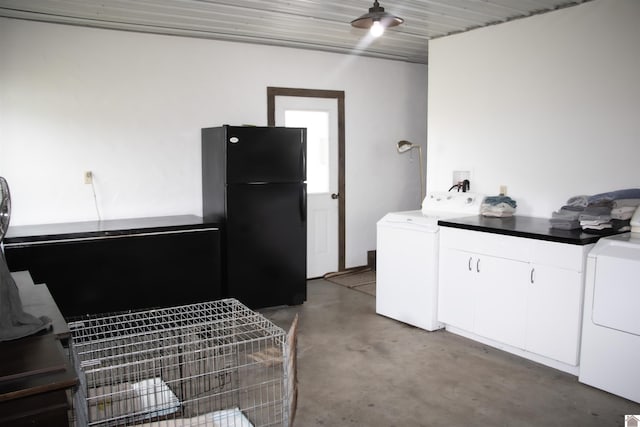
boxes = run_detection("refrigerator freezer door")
[226,182,307,308]
[226,126,306,184]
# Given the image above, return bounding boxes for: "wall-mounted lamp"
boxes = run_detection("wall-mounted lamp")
[397,140,425,206]
[351,0,404,38]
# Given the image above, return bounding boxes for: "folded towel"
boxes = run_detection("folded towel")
[483,196,517,208]
[552,210,581,221]
[581,223,613,230]
[582,228,614,235]
[565,195,589,208]
[585,199,614,208]
[579,204,612,222]
[481,202,516,217]
[579,214,612,222]
[612,198,640,209]
[550,220,581,230]
[588,188,640,204]
[559,205,585,212]
[611,206,637,220]
[580,219,612,226]
[611,218,631,231]
[482,211,515,217]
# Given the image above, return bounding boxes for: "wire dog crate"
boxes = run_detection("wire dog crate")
[68,299,291,427]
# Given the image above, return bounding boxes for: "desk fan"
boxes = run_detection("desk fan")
[1,176,10,242]
[0,176,52,341]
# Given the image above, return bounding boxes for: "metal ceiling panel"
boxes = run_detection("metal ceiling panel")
[0,0,592,63]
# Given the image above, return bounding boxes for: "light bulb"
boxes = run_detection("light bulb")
[370,20,384,37]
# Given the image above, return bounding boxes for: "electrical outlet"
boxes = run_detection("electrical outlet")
[453,170,470,185]
[500,185,507,196]
[84,171,93,185]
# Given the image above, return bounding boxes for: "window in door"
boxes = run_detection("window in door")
[284,110,330,194]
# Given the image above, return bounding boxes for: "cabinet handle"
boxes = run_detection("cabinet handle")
[530,268,535,284]
[476,258,480,273]
[468,257,472,271]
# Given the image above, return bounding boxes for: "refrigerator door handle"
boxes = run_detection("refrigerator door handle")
[299,143,306,180]
[300,185,307,223]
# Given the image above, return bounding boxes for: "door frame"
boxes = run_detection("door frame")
[267,86,346,271]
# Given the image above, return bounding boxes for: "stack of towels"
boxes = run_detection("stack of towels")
[481,196,517,217]
[550,195,588,230]
[551,189,640,233]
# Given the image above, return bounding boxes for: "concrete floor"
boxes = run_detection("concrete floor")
[260,279,640,427]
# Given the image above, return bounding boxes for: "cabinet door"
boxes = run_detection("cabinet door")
[525,264,582,365]
[5,228,221,317]
[474,255,529,349]
[438,247,476,331]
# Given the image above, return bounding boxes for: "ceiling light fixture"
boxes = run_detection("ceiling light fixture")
[351,0,404,38]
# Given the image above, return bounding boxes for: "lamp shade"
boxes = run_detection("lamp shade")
[397,140,415,153]
[351,1,404,29]
[396,141,425,204]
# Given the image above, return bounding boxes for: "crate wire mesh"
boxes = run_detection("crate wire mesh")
[68,299,290,427]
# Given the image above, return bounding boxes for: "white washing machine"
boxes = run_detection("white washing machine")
[579,232,640,403]
[376,192,483,331]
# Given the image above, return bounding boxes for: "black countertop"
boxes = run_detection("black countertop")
[437,215,625,245]
[4,215,221,244]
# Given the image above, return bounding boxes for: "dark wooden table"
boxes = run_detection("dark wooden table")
[0,272,77,426]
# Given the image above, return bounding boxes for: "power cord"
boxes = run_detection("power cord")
[90,179,101,221]
[448,179,470,192]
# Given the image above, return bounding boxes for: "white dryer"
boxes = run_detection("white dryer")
[579,232,640,403]
[376,192,483,331]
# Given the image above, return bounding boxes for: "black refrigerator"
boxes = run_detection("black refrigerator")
[202,125,307,309]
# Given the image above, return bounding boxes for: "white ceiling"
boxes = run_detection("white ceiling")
[0,0,591,64]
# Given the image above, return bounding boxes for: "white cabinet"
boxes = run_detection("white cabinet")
[525,264,583,365]
[438,227,591,366]
[474,254,528,349]
[439,248,529,347]
[438,247,476,331]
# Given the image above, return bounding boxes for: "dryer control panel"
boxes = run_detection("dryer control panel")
[421,191,484,215]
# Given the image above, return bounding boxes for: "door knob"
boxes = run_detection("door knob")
[331,193,339,199]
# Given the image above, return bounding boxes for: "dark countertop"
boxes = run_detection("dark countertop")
[4,215,221,244]
[437,215,625,245]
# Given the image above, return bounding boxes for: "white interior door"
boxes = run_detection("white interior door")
[275,96,339,278]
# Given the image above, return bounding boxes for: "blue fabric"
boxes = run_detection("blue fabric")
[483,196,517,208]
[588,188,640,204]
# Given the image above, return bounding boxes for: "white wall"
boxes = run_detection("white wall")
[0,18,427,268]
[427,0,640,217]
